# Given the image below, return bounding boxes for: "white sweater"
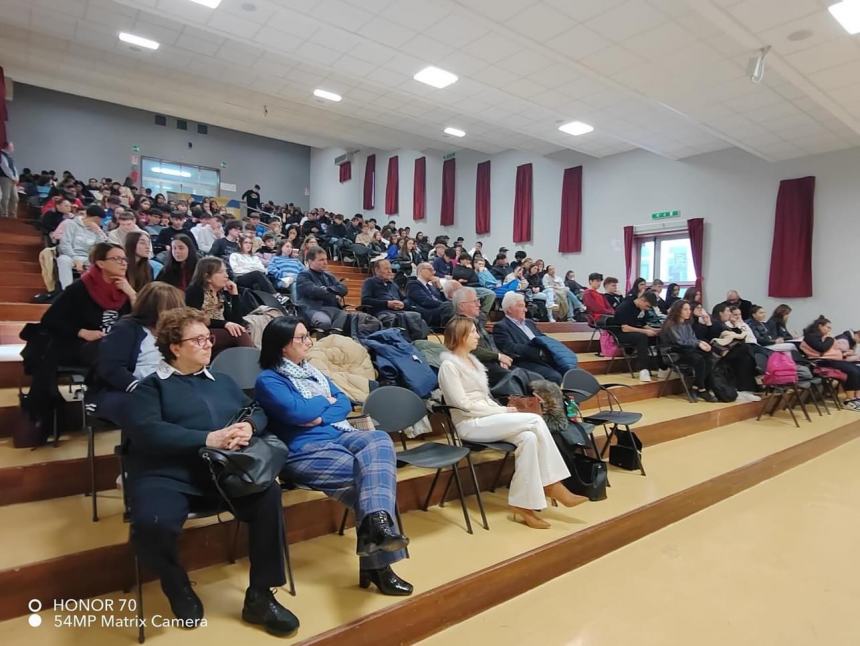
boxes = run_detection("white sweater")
[229,252,266,276]
[437,352,507,426]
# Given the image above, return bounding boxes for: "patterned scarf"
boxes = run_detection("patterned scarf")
[274,359,353,431]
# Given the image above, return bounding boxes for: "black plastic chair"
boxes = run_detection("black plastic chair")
[561,369,646,476]
[209,346,261,392]
[602,327,637,377]
[117,445,295,643]
[657,345,696,403]
[363,386,488,533]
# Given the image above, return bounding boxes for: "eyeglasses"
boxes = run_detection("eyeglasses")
[180,334,215,348]
[104,256,128,265]
[294,334,314,345]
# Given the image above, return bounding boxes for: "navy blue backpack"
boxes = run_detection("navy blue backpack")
[359,328,437,398]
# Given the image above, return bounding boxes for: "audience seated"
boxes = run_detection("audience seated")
[124,231,161,292]
[57,204,109,289]
[603,277,623,309]
[125,307,298,633]
[254,317,412,595]
[190,210,221,254]
[611,291,660,382]
[156,234,198,290]
[582,272,614,326]
[404,262,455,328]
[452,253,495,315]
[492,292,572,383]
[650,279,668,314]
[707,303,761,396]
[40,196,73,237]
[267,240,305,290]
[294,246,349,331]
[682,286,702,306]
[185,257,254,354]
[257,233,278,267]
[438,317,578,530]
[664,283,681,310]
[627,277,647,299]
[229,234,280,295]
[801,315,860,408]
[360,260,428,341]
[432,245,455,278]
[489,253,510,281]
[660,300,716,402]
[92,282,185,425]
[746,305,796,352]
[542,265,585,321]
[107,210,143,246]
[713,290,753,321]
[156,211,197,256]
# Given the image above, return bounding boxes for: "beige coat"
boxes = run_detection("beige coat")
[438,351,507,426]
[308,334,375,403]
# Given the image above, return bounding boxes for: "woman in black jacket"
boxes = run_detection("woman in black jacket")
[802,316,860,407]
[156,234,198,291]
[185,257,254,354]
[92,282,185,425]
[766,304,793,341]
[125,307,298,634]
[664,283,681,309]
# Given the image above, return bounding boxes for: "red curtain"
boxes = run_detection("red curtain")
[768,176,815,297]
[0,67,7,146]
[687,217,705,297]
[475,160,491,234]
[623,225,634,293]
[384,156,398,215]
[363,154,376,210]
[413,157,425,220]
[440,158,455,226]
[558,166,582,253]
[512,163,533,243]
[338,161,351,183]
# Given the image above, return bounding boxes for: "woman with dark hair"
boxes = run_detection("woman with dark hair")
[125,231,162,291]
[397,237,422,268]
[185,257,254,354]
[801,316,860,408]
[414,232,431,259]
[627,277,647,299]
[563,270,585,298]
[92,282,185,425]
[767,304,793,341]
[660,300,716,402]
[125,307,298,634]
[255,317,412,596]
[156,234,198,290]
[682,286,702,305]
[664,283,681,309]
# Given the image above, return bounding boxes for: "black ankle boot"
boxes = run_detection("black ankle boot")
[359,566,413,596]
[161,573,204,626]
[356,511,409,557]
[242,587,300,636]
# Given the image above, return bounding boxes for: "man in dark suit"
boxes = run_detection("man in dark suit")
[712,290,753,321]
[294,246,348,331]
[404,262,455,328]
[492,292,563,383]
[361,260,428,340]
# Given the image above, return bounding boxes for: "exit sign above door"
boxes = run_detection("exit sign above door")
[651,210,680,220]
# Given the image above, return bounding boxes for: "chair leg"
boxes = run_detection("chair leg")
[88,423,98,522]
[338,507,350,536]
[794,385,812,423]
[422,469,442,511]
[464,454,489,531]
[439,470,454,508]
[817,384,831,415]
[394,504,409,558]
[228,520,240,564]
[599,425,616,459]
[449,465,473,534]
[135,555,145,644]
[808,387,824,417]
[281,515,296,596]
[783,390,800,428]
[490,453,508,492]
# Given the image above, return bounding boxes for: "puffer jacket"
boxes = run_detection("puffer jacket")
[308,334,375,402]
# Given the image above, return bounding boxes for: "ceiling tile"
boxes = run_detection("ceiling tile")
[497,48,555,77]
[808,61,860,91]
[585,1,668,42]
[266,9,320,39]
[578,45,642,76]
[784,39,860,75]
[505,2,577,41]
[347,40,395,66]
[310,0,375,32]
[383,0,449,31]
[545,24,610,60]
[253,25,301,55]
[358,17,417,48]
[296,40,344,67]
[724,0,820,34]
[460,31,524,64]
[215,41,264,67]
[545,0,626,22]
[207,9,261,39]
[423,13,489,48]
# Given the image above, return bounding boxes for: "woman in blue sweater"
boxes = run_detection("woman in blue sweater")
[660,300,717,402]
[255,317,412,596]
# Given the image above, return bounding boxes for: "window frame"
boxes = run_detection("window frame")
[634,231,696,289]
[140,156,221,199]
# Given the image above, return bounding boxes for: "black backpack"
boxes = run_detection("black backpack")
[710,362,738,402]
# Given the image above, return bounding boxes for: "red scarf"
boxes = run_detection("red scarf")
[81,265,129,311]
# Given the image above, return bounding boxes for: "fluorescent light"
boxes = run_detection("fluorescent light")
[443,127,465,138]
[313,89,342,102]
[829,1,860,34]
[413,66,458,89]
[558,121,594,136]
[152,167,192,178]
[118,32,159,50]
[188,0,223,8]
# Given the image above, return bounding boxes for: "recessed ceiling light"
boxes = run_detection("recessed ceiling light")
[313,89,342,102]
[443,127,465,137]
[558,121,594,136]
[829,0,860,35]
[118,32,159,50]
[787,29,813,41]
[413,66,458,89]
[241,2,256,11]
[188,0,223,8]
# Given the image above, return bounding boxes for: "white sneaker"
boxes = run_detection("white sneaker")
[639,369,652,383]
[737,391,762,402]
[657,368,671,379]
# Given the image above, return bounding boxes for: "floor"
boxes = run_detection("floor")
[422,435,860,646]
[1,409,855,644]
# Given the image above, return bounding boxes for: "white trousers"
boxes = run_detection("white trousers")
[456,412,570,510]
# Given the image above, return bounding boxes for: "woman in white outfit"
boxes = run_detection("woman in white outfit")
[437,317,577,529]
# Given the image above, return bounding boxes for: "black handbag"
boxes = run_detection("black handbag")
[608,428,643,471]
[199,405,289,507]
[553,424,608,502]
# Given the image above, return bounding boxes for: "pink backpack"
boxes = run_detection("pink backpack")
[763,351,798,386]
[599,330,624,358]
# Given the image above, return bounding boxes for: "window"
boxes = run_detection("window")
[141,157,220,198]
[636,232,696,286]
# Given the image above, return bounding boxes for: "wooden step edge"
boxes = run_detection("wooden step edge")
[298,418,860,646]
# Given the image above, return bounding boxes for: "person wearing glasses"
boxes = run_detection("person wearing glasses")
[255,317,412,597]
[185,257,254,355]
[125,307,299,634]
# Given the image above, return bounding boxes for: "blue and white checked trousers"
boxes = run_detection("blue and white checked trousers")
[282,429,405,569]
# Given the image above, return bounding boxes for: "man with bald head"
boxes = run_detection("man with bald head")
[713,289,752,321]
[361,259,428,340]
[405,262,455,328]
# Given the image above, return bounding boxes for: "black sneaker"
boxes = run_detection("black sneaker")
[242,587,300,636]
[161,576,204,626]
[700,390,718,403]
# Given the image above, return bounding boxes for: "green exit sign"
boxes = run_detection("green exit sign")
[651,210,680,220]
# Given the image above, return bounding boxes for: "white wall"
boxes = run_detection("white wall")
[310,144,860,331]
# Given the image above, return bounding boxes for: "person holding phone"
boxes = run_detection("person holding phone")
[267,240,305,290]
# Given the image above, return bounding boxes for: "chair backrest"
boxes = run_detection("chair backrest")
[561,368,601,404]
[209,346,261,391]
[362,386,427,434]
